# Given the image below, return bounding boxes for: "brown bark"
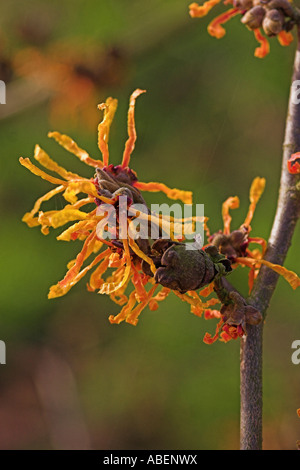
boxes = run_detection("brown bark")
[240,27,300,450]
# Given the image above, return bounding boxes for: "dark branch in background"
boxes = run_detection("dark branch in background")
[240,26,300,451]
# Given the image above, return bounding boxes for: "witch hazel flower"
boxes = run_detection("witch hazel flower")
[20,89,299,343]
[20,89,221,327]
[208,177,300,293]
[189,0,300,58]
[200,177,300,344]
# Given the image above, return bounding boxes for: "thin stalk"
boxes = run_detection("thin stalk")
[240,27,300,450]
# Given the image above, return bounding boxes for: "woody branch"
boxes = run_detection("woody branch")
[240,25,300,450]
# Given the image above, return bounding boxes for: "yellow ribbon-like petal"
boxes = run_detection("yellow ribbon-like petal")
[34,145,81,180]
[98,239,132,295]
[48,131,104,168]
[97,97,118,166]
[236,257,300,290]
[222,196,239,235]
[134,181,193,204]
[243,177,266,228]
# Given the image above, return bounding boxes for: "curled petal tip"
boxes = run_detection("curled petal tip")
[132,88,146,97]
[254,29,270,58]
[189,0,222,18]
[278,30,294,47]
[208,8,240,39]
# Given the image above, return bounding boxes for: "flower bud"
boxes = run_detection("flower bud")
[266,0,294,17]
[241,6,266,30]
[262,9,285,36]
[233,0,253,10]
[220,291,262,336]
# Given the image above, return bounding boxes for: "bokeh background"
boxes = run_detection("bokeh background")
[0,0,299,450]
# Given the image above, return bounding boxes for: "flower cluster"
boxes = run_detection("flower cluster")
[20,89,220,328]
[189,0,297,58]
[208,177,300,293]
[201,176,300,343]
[20,89,300,343]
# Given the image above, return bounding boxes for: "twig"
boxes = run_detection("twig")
[240,26,300,451]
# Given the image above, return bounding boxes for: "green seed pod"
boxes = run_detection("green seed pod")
[241,5,266,30]
[262,9,285,36]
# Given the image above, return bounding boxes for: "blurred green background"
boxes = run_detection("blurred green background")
[0,0,299,450]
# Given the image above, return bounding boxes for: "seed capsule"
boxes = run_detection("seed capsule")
[153,243,231,294]
[233,0,253,10]
[265,0,294,17]
[262,9,285,36]
[241,6,266,30]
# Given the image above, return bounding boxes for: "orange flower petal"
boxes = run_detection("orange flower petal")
[134,181,193,204]
[52,232,96,290]
[243,177,266,228]
[202,297,221,308]
[189,0,222,18]
[49,247,109,298]
[128,237,156,276]
[204,309,221,319]
[248,266,255,294]
[121,89,146,169]
[33,145,81,180]
[109,291,137,324]
[19,157,67,186]
[132,269,148,302]
[57,219,95,241]
[99,239,132,294]
[203,319,224,344]
[87,257,110,291]
[43,208,91,229]
[149,286,171,311]
[62,180,98,203]
[125,284,158,325]
[222,323,244,339]
[248,237,267,256]
[208,8,240,39]
[253,29,270,59]
[259,259,300,290]
[22,185,65,228]
[288,152,300,175]
[220,330,233,342]
[278,31,293,47]
[174,290,203,309]
[222,196,239,235]
[235,257,300,290]
[48,131,104,168]
[198,282,214,297]
[97,97,118,167]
